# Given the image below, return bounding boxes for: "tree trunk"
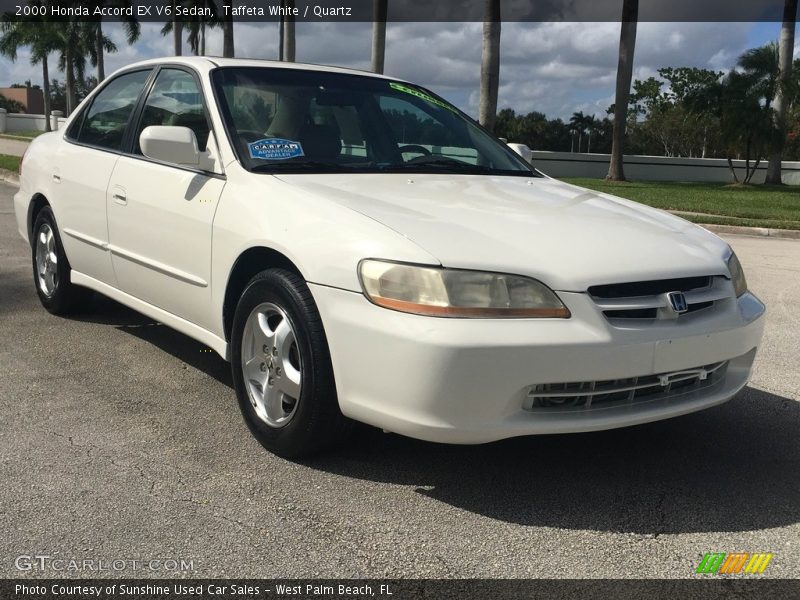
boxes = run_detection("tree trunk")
[578,132,582,153]
[765,0,798,184]
[282,0,296,62]
[95,22,105,82]
[201,22,206,56]
[747,157,762,184]
[65,46,76,116]
[479,0,501,133]
[371,0,388,74]
[223,9,235,57]
[42,57,51,132]
[606,0,639,181]
[587,133,591,154]
[173,19,183,56]
[727,156,740,183]
[570,134,574,153]
[745,139,751,183]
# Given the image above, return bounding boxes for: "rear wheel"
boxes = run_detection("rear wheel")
[31,206,93,315]
[231,268,351,457]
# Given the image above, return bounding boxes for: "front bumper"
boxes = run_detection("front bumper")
[310,284,765,444]
[13,188,30,244]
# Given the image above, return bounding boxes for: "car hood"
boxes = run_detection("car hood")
[274,173,731,291]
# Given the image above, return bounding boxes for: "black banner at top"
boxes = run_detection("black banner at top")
[0,0,794,23]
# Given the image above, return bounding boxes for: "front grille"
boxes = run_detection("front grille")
[589,276,730,322]
[589,276,712,299]
[524,360,728,412]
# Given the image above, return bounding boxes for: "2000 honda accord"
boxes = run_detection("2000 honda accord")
[14,57,765,457]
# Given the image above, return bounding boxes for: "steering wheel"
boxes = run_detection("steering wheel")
[238,130,267,143]
[398,144,431,157]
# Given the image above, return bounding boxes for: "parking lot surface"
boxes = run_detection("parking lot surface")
[0,182,798,578]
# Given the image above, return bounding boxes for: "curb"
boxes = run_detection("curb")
[0,167,18,186]
[682,221,800,240]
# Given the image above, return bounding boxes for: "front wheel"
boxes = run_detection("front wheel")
[31,206,93,315]
[230,268,351,458]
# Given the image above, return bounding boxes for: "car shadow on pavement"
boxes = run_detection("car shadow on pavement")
[308,387,800,535]
[73,294,233,388]
[66,295,799,536]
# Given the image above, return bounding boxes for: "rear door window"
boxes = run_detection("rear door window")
[74,70,152,151]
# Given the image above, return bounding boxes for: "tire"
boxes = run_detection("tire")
[31,206,93,315]
[231,268,352,458]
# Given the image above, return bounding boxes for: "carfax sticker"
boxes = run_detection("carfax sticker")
[389,82,458,113]
[248,138,305,160]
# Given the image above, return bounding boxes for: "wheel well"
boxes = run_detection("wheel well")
[28,194,50,245]
[223,247,302,341]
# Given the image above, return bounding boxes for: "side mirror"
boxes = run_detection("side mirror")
[140,126,200,166]
[507,142,533,164]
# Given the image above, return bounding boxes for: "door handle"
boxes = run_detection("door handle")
[52,174,61,183]
[111,185,128,206]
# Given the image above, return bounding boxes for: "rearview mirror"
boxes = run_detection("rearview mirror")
[140,126,200,166]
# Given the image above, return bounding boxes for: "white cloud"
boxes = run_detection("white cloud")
[0,20,761,120]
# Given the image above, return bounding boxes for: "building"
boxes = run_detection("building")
[0,86,45,114]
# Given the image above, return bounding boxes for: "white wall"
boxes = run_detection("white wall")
[0,111,67,133]
[528,150,800,185]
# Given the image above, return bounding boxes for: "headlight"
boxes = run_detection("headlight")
[358,260,570,318]
[727,250,748,297]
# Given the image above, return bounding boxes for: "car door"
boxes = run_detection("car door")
[106,67,226,332]
[55,69,153,285]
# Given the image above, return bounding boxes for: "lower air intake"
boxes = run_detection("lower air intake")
[524,360,729,411]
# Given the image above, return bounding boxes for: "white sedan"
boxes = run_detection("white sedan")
[14,57,765,457]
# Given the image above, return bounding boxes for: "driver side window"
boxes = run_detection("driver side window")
[134,69,210,154]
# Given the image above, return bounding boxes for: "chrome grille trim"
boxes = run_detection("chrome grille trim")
[524,360,728,412]
[590,276,731,321]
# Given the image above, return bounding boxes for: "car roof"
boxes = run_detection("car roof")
[117,56,398,81]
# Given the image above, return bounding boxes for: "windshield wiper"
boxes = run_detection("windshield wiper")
[379,159,498,174]
[249,161,350,173]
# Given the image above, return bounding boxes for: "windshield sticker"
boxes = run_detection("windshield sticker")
[389,82,458,113]
[248,138,305,160]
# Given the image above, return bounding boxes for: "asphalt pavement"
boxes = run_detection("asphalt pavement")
[0,182,798,579]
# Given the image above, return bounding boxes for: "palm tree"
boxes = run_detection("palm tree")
[585,114,597,153]
[87,1,140,82]
[479,0,501,133]
[607,0,639,181]
[282,0,296,62]
[569,111,585,152]
[160,0,184,56]
[0,18,59,131]
[184,2,220,56]
[738,43,779,107]
[371,0,388,74]
[223,1,234,57]
[767,0,799,184]
[55,20,91,115]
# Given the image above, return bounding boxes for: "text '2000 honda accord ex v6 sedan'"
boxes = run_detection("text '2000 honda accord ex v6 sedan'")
[14,57,765,457]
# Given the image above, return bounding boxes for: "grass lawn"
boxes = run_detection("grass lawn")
[0,130,45,140]
[0,154,21,173]
[561,178,800,231]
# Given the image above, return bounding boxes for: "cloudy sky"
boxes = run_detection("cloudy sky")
[0,21,785,120]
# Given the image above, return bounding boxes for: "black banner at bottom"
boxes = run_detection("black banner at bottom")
[1,579,798,600]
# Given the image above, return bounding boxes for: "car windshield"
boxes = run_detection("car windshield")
[211,67,537,176]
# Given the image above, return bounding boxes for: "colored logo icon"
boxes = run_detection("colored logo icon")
[696,553,774,574]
